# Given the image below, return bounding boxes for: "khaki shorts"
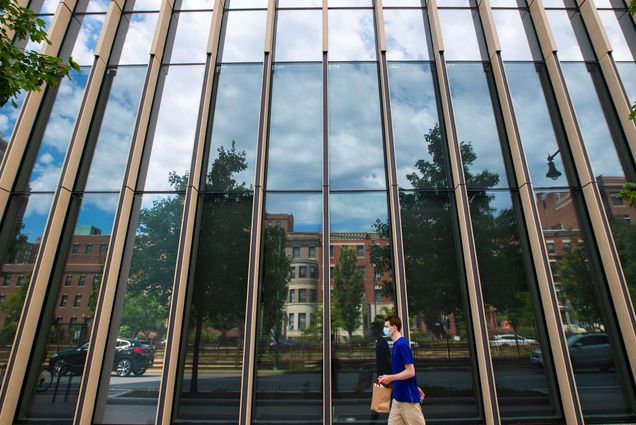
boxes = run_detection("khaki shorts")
[388,399,426,425]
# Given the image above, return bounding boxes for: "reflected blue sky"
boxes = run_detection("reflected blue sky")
[124,0,161,11]
[387,62,443,189]
[165,11,213,64]
[85,66,147,192]
[446,63,509,188]
[74,194,118,236]
[383,9,430,61]
[329,63,386,190]
[267,64,322,190]
[264,193,322,233]
[20,194,54,243]
[561,63,625,179]
[207,64,262,190]
[28,69,90,191]
[330,192,388,233]
[144,65,205,191]
[70,14,106,66]
[0,91,26,145]
[25,15,52,52]
[505,63,568,188]
[111,13,158,65]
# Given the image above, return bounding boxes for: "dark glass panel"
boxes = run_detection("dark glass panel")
[504,63,568,188]
[84,66,147,191]
[399,190,481,421]
[438,9,486,61]
[545,10,595,61]
[330,192,395,424]
[387,62,447,189]
[174,190,253,423]
[328,63,386,190]
[383,9,430,61]
[561,63,625,179]
[163,11,213,64]
[328,9,377,61]
[23,68,91,192]
[469,191,560,420]
[267,64,322,190]
[94,193,185,424]
[220,11,267,63]
[109,13,159,65]
[205,64,262,191]
[535,190,636,420]
[141,65,205,191]
[17,194,117,423]
[274,10,322,62]
[446,63,510,189]
[253,193,323,423]
[0,194,53,381]
[492,9,542,61]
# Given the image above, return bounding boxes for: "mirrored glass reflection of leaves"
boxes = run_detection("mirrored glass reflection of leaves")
[332,247,365,339]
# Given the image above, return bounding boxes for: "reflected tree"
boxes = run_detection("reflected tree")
[332,247,365,340]
[611,219,636,301]
[560,244,602,327]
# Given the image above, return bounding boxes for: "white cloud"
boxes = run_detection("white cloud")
[384,9,429,61]
[166,11,213,64]
[220,11,267,63]
[438,9,482,61]
[118,13,159,65]
[328,9,376,61]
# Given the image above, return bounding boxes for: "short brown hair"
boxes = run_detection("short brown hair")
[385,315,402,332]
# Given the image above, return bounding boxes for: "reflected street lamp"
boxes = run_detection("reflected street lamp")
[546,150,562,180]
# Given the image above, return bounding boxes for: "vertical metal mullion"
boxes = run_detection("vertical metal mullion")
[322,3,332,424]
[427,1,500,424]
[529,0,636,388]
[75,0,175,423]
[238,1,276,423]
[0,1,118,422]
[154,3,223,423]
[0,0,76,233]
[372,2,409,336]
[476,1,584,423]
[576,0,636,161]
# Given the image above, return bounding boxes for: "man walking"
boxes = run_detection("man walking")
[378,315,425,425]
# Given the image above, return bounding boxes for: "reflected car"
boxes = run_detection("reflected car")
[490,334,538,347]
[48,338,154,377]
[531,333,613,371]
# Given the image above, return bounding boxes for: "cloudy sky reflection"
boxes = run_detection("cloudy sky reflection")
[274,10,322,62]
[329,63,386,190]
[330,192,388,233]
[328,9,376,61]
[111,13,158,65]
[165,11,212,64]
[265,193,321,233]
[383,9,430,61]
[267,64,322,190]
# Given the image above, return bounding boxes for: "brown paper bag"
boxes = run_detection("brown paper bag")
[370,383,392,413]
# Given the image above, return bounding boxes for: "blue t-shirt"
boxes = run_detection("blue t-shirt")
[391,337,420,403]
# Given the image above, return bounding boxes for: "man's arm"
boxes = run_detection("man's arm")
[378,363,415,385]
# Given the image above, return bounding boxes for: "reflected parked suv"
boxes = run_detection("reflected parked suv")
[531,333,613,371]
[48,338,154,377]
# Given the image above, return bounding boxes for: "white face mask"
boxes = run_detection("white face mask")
[383,326,391,337]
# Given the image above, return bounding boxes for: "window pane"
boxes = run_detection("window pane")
[253,193,323,423]
[492,9,542,61]
[110,13,159,65]
[330,192,395,422]
[274,10,322,62]
[383,9,430,61]
[329,0,373,7]
[597,10,636,61]
[226,0,268,8]
[329,63,386,190]
[267,64,322,190]
[16,194,116,422]
[174,192,253,422]
[561,63,625,179]
[446,63,510,189]
[328,9,376,61]
[205,64,262,191]
[383,0,424,6]
[220,11,267,63]
[28,0,59,14]
[0,194,53,379]
[545,10,595,61]
[142,65,205,191]
[399,190,481,420]
[163,12,213,64]
[84,66,147,191]
[469,191,560,419]
[438,9,485,61]
[0,91,27,160]
[25,69,91,192]
[124,0,160,11]
[278,0,322,7]
[536,190,636,420]
[617,62,636,102]
[94,194,184,424]
[176,0,214,10]
[67,14,106,66]
[387,62,446,189]
[504,63,568,188]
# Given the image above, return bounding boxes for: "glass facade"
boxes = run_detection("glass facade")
[0,1,634,424]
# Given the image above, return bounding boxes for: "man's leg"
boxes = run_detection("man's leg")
[388,400,406,425]
[401,402,426,425]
